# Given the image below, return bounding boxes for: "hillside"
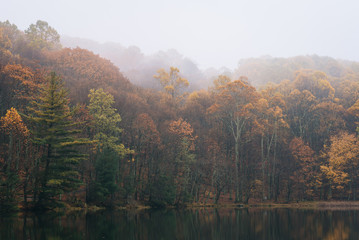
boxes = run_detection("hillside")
[3,20,359,211]
[234,55,359,87]
[61,36,208,91]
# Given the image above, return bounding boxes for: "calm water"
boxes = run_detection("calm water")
[1,208,358,239]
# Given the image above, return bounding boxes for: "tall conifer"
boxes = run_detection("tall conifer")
[26,72,89,210]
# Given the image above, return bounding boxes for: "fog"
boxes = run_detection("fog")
[61,36,234,90]
[3,0,359,70]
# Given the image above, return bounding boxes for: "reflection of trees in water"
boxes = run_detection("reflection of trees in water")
[0,212,85,239]
[323,219,350,240]
[0,209,357,239]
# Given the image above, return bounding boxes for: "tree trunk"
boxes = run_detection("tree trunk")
[261,136,266,200]
[271,125,278,201]
[215,187,222,204]
[234,140,240,203]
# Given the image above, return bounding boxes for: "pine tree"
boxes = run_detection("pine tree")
[26,72,89,210]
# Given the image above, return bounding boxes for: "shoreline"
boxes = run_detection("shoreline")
[185,201,359,210]
[66,201,359,212]
[10,201,359,215]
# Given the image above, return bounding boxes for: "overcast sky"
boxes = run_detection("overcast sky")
[2,0,359,69]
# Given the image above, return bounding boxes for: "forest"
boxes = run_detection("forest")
[2,20,359,212]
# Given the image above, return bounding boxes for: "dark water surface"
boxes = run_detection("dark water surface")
[1,208,358,239]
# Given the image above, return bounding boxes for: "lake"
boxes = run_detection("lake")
[1,208,358,239]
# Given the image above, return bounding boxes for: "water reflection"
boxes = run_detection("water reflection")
[0,208,358,239]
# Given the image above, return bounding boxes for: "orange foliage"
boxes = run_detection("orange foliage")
[133,113,161,147]
[293,70,335,100]
[168,117,197,150]
[321,132,359,196]
[0,64,43,111]
[289,137,318,199]
[169,118,196,141]
[1,107,29,137]
[45,47,132,103]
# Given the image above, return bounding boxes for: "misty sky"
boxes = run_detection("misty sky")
[2,0,359,69]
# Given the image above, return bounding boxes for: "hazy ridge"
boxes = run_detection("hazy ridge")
[61,36,359,90]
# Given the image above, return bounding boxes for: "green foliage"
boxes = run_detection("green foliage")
[88,88,129,156]
[0,20,21,63]
[25,20,61,51]
[87,89,131,205]
[88,148,119,204]
[0,171,19,213]
[123,174,136,198]
[150,174,176,208]
[26,72,89,210]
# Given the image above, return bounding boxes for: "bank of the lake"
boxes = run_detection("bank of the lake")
[52,200,359,214]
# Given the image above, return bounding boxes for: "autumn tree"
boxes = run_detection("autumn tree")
[0,20,27,65]
[334,74,359,109]
[0,108,30,211]
[286,70,340,150]
[293,70,335,101]
[181,90,214,202]
[45,47,132,104]
[321,132,359,200]
[212,75,231,93]
[167,118,196,204]
[346,99,359,132]
[206,137,231,204]
[260,86,290,199]
[310,101,346,150]
[289,138,320,201]
[153,66,189,100]
[0,64,42,114]
[208,76,259,203]
[131,113,161,201]
[253,97,288,201]
[286,89,316,141]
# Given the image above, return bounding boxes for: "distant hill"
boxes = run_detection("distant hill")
[61,36,211,90]
[233,55,359,87]
[61,36,359,90]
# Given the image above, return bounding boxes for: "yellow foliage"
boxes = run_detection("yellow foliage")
[153,66,189,99]
[321,132,359,191]
[0,107,29,137]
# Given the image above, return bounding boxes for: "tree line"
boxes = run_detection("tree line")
[1,20,359,211]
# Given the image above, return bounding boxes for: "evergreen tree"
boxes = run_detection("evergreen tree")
[26,72,89,210]
[149,174,176,208]
[88,147,119,204]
